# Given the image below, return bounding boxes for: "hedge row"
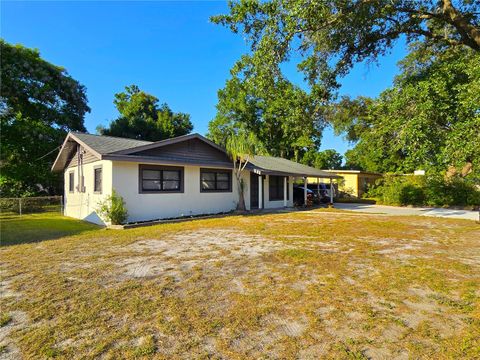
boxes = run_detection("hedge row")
[365,175,480,207]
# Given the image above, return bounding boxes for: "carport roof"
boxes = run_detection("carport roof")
[248,155,342,178]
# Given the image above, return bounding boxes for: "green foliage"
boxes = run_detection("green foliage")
[97,190,128,225]
[213,0,480,99]
[213,1,480,174]
[367,175,480,207]
[225,128,266,164]
[302,149,343,170]
[0,40,90,197]
[225,129,266,211]
[335,46,480,177]
[0,197,62,214]
[97,85,193,141]
[208,72,325,161]
[374,178,425,206]
[422,177,480,207]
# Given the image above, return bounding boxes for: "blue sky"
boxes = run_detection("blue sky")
[2,1,407,156]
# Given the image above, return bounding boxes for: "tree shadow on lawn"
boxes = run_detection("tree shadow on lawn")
[0,213,100,246]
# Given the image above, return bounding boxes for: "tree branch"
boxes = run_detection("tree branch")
[441,0,480,50]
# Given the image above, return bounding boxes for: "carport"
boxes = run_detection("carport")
[247,155,343,208]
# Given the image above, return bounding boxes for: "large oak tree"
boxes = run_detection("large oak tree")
[211,0,479,175]
[334,46,480,177]
[213,0,479,93]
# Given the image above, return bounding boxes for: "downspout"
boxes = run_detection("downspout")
[77,144,85,218]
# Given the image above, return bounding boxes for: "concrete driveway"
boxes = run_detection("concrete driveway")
[334,202,479,221]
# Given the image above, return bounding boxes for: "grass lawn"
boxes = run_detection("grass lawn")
[0,212,100,246]
[1,210,479,359]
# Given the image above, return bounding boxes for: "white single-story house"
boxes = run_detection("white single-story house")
[52,132,340,225]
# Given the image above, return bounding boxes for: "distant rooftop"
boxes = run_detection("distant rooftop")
[322,169,383,176]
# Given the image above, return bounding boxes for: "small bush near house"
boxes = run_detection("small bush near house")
[366,174,480,207]
[97,190,128,225]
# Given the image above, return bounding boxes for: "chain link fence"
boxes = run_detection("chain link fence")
[0,196,63,216]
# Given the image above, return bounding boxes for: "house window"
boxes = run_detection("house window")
[200,169,232,192]
[94,167,102,193]
[69,171,74,193]
[269,175,288,201]
[139,165,183,193]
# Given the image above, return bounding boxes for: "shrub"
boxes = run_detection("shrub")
[368,175,425,206]
[97,190,128,225]
[365,174,480,207]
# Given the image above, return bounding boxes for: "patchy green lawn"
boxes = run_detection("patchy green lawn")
[0,213,99,246]
[1,210,479,359]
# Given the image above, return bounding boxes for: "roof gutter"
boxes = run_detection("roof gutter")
[102,154,234,168]
[250,167,343,179]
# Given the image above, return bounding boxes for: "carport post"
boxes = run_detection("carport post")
[258,175,263,209]
[317,178,320,199]
[329,178,334,204]
[283,176,287,207]
[304,177,308,207]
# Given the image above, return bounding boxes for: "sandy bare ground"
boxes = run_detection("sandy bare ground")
[1,211,479,359]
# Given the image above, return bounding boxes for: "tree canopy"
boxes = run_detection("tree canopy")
[207,71,325,162]
[98,85,193,142]
[302,149,344,170]
[0,40,90,196]
[332,46,480,177]
[213,0,480,95]
[212,0,480,176]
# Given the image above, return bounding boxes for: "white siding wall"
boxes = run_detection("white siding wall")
[63,160,112,225]
[263,175,294,209]
[64,160,295,225]
[112,161,251,223]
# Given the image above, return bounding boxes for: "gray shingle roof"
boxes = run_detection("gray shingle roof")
[72,132,152,155]
[248,155,342,178]
[52,132,341,179]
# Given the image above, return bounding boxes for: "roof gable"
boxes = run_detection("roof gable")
[51,132,153,172]
[109,133,227,156]
[126,137,231,164]
[52,132,230,172]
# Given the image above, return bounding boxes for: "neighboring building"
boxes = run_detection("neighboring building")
[52,132,340,225]
[308,170,382,198]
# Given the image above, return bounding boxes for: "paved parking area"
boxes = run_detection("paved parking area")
[334,202,479,221]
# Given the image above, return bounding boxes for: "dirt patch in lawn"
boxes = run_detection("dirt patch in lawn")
[0,311,28,359]
[116,229,288,281]
[1,211,479,358]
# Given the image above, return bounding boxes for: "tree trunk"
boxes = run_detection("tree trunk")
[442,0,480,51]
[236,173,246,211]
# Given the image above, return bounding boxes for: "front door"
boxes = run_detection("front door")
[250,173,259,209]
